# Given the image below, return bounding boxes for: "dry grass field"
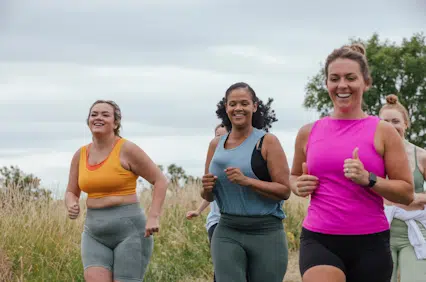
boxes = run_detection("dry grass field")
[0,182,308,282]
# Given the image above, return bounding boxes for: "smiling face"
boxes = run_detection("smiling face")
[225,87,257,129]
[327,58,369,115]
[379,108,407,138]
[87,103,117,136]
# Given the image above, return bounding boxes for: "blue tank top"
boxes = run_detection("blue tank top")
[209,127,285,219]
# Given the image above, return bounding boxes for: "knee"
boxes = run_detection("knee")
[84,267,112,282]
[302,265,345,282]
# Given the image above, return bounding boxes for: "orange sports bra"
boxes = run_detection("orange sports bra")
[78,138,138,198]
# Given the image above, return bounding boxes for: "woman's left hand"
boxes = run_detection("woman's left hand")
[145,215,160,237]
[343,148,369,186]
[225,167,249,186]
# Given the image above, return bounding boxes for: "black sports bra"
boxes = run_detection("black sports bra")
[251,135,272,182]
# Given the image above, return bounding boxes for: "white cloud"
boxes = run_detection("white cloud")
[0,1,423,196]
[210,45,288,66]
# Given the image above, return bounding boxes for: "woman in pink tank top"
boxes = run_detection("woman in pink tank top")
[290,44,414,282]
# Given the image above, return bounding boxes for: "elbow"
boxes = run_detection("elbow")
[401,194,414,206]
[276,183,291,201]
[404,190,414,206]
[281,186,292,201]
[401,183,415,206]
[200,191,214,202]
[154,175,169,190]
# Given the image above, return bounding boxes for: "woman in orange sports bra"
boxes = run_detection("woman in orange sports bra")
[64,100,168,282]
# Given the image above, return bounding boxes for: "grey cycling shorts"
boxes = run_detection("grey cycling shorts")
[81,203,154,282]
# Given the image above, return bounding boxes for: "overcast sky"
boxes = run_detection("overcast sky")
[1,1,424,197]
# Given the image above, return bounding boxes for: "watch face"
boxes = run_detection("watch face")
[368,173,377,187]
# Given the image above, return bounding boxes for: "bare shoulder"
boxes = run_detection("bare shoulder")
[73,147,82,157]
[71,148,82,163]
[263,132,279,143]
[296,122,315,148]
[376,120,401,145]
[415,145,426,155]
[209,136,221,149]
[416,145,426,166]
[298,122,315,138]
[119,139,147,169]
[377,119,396,133]
[263,132,285,149]
[121,139,140,153]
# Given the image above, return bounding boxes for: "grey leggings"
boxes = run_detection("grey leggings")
[390,219,426,282]
[211,213,288,282]
[81,203,153,282]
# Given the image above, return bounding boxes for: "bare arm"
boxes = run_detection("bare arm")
[243,134,291,200]
[123,141,168,218]
[290,123,314,197]
[412,147,426,204]
[196,199,211,214]
[64,149,81,208]
[201,137,220,202]
[370,122,414,205]
[413,193,426,205]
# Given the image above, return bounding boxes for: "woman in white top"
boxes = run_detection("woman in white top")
[186,124,228,282]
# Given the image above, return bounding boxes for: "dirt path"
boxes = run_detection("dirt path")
[284,252,301,282]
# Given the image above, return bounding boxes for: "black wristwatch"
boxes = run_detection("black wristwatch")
[367,172,377,188]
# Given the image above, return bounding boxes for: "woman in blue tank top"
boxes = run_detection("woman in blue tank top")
[201,82,292,282]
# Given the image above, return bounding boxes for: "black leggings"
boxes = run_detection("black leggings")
[299,227,393,282]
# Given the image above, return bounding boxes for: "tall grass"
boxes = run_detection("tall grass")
[0,183,307,282]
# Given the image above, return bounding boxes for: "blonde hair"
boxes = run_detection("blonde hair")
[379,94,411,128]
[87,100,122,136]
[325,43,372,85]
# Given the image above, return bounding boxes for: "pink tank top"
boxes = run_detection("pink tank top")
[303,116,389,235]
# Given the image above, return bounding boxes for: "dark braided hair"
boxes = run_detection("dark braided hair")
[215,82,278,132]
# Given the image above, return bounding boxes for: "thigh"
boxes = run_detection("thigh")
[246,227,288,282]
[81,229,114,272]
[399,245,426,282]
[211,224,247,282]
[390,244,399,282]
[113,217,154,282]
[346,233,393,282]
[299,228,346,277]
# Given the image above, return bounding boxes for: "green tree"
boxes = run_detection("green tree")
[167,164,188,187]
[0,165,52,202]
[185,175,201,185]
[157,164,164,172]
[304,32,426,148]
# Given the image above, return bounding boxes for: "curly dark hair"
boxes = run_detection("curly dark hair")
[215,82,278,132]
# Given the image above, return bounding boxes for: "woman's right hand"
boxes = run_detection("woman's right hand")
[295,163,318,197]
[202,173,217,193]
[67,202,80,219]
[186,210,200,219]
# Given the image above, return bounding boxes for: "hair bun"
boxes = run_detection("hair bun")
[386,94,399,104]
[349,43,366,55]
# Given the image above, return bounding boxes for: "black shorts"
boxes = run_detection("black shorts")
[299,227,393,282]
[208,223,218,245]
